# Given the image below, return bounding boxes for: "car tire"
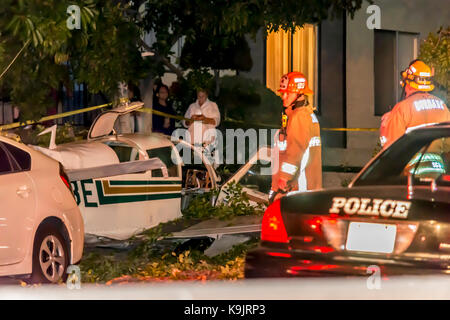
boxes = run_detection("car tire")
[28,225,69,284]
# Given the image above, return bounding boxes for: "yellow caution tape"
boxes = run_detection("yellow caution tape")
[222,117,378,132]
[0,101,379,133]
[0,98,132,131]
[0,103,112,131]
[322,127,379,132]
[139,107,188,121]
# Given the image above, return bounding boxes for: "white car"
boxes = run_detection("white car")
[0,135,84,283]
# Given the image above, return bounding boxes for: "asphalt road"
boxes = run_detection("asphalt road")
[0,276,449,299]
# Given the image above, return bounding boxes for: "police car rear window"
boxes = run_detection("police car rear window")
[354,131,449,186]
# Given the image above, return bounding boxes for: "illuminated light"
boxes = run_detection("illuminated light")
[291,264,338,271]
[307,217,337,234]
[267,252,292,258]
[60,174,71,190]
[261,200,289,243]
[307,264,338,271]
[300,260,312,264]
[312,246,334,253]
[439,243,450,250]
[442,175,450,182]
[308,218,323,231]
[301,236,313,243]
[420,235,426,242]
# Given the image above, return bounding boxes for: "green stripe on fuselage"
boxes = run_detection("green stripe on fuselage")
[95,180,181,205]
[108,180,181,186]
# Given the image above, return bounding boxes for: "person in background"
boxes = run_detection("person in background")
[152,84,176,136]
[183,89,221,146]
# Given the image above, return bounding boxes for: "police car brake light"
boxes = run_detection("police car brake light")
[261,200,289,243]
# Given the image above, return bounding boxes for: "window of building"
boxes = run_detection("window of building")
[266,25,317,103]
[374,30,419,116]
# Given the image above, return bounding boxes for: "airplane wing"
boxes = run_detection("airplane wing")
[66,157,168,181]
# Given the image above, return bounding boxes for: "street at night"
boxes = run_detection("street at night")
[0,0,449,310]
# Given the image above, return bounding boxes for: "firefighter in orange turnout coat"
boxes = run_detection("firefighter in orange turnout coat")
[380,59,450,149]
[269,72,322,203]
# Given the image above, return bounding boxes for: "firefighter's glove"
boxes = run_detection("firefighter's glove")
[277,178,289,193]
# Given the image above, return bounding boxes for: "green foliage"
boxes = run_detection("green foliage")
[182,181,265,220]
[80,225,259,283]
[0,0,368,122]
[143,0,366,44]
[0,0,147,120]
[170,69,215,114]
[217,75,282,126]
[141,0,367,80]
[171,74,282,126]
[419,26,450,103]
[180,35,253,72]
[35,123,88,146]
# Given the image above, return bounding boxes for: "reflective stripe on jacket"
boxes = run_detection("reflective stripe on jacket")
[272,104,322,192]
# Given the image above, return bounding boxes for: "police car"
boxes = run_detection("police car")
[32,102,219,240]
[0,135,84,283]
[245,122,450,278]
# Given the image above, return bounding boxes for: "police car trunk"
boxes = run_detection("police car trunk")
[245,123,450,277]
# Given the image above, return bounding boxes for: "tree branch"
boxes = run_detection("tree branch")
[138,38,184,79]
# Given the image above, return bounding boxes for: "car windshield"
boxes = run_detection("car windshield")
[353,129,450,186]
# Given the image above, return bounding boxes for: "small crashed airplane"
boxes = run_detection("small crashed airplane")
[31,102,223,240]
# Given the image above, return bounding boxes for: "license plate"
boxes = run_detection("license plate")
[346,222,397,254]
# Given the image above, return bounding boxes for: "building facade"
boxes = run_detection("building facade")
[243,0,449,174]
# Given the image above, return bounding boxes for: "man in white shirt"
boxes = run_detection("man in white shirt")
[183,89,221,146]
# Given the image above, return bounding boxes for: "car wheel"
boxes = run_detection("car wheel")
[29,225,69,284]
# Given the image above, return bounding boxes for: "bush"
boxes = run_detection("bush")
[216,75,282,127]
[15,122,88,146]
[182,181,265,220]
[419,26,450,103]
[170,73,282,128]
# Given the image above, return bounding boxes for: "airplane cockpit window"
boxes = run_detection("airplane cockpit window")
[103,141,140,163]
[147,146,179,177]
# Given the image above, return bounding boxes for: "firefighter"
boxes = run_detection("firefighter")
[269,72,322,203]
[380,59,450,149]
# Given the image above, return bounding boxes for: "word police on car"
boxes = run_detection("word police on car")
[329,197,411,219]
